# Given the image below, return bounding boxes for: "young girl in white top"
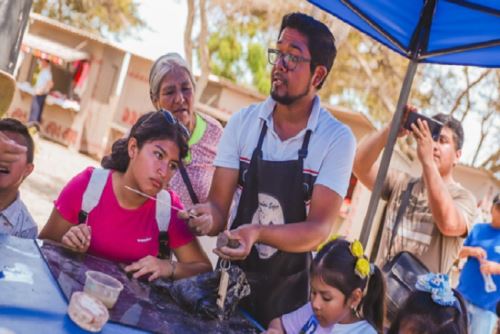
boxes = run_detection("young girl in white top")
[265,237,385,334]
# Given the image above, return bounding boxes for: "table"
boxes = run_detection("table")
[0,235,259,334]
[0,234,145,333]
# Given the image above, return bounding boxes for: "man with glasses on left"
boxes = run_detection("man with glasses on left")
[186,12,356,327]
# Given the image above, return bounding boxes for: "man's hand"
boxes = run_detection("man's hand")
[0,131,27,166]
[178,203,214,236]
[213,226,260,261]
[411,118,435,166]
[124,255,173,281]
[61,224,91,252]
[397,104,415,138]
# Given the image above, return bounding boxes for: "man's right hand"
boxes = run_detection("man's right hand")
[178,203,214,236]
[0,131,27,165]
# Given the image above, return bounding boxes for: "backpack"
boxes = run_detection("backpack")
[79,168,172,258]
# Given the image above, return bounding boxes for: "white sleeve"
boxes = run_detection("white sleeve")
[213,110,242,169]
[315,125,356,198]
[281,303,312,334]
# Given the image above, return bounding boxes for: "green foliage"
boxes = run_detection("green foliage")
[247,43,270,94]
[208,31,243,81]
[32,0,145,38]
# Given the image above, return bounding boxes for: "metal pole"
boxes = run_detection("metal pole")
[0,0,33,74]
[359,59,419,249]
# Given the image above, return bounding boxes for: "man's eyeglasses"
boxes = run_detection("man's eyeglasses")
[267,48,311,71]
[159,109,190,138]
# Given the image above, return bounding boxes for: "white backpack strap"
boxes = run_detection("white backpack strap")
[80,168,110,224]
[156,189,171,232]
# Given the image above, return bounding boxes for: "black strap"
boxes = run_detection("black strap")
[388,180,417,258]
[178,160,199,204]
[255,122,268,158]
[298,130,312,160]
[158,231,170,259]
[78,211,88,225]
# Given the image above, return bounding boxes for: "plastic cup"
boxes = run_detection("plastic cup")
[83,270,123,308]
[68,291,109,332]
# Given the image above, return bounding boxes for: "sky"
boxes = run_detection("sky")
[119,0,187,60]
[118,1,494,166]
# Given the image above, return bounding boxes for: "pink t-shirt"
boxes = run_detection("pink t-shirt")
[54,167,194,263]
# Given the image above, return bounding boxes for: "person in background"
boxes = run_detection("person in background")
[0,118,37,238]
[39,111,211,281]
[188,12,356,326]
[457,193,500,334]
[264,237,384,334]
[353,107,476,273]
[388,273,468,334]
[149,52,223,208]
[28,58,53,124]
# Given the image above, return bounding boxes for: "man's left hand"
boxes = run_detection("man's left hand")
[213,226,260,261]
[411,118,435,166]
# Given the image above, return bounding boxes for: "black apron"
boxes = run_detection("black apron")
[231,122,315,326]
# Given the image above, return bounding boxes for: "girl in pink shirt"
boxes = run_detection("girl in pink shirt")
[39,111,211,281]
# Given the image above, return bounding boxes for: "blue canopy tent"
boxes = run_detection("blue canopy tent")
[307,0,500,250]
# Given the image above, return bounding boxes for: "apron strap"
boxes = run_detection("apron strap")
[255,122,268,158]
[298,130,312,161]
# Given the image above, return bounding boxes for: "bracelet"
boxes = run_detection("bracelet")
[169,258,177,280]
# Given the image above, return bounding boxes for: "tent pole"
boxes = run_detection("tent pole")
[359,59,419,252]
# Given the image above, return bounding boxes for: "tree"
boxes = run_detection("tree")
[186,1,499,176]
[32,0,145,39]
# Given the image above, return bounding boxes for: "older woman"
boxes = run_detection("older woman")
[149,53,223,207]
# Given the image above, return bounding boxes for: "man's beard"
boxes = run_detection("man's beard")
[270,76,311,105]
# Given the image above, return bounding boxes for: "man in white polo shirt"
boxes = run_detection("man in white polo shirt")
[188,12,356,326]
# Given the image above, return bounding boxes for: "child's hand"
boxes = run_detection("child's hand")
[124,255,174,282]
[468,246,487,260]
[61,225,91,252]
[480,260,500,275]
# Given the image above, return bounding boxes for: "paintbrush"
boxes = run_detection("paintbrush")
[124,185,196,218]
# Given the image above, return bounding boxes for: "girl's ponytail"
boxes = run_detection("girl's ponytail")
[101,138,129,172]
[361,265,385,333]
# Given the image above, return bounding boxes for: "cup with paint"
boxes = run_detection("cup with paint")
[83,270,123,308]
[68,291,109,332]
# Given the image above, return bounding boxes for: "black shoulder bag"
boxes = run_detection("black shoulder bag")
[382,180,430,322]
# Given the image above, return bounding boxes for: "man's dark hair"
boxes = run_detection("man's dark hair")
[432,113,464,150]
[279,12,336,89]
[0,118,34,163]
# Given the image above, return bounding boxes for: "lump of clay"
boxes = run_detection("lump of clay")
[216,232,241,249]
[68,291,109,332]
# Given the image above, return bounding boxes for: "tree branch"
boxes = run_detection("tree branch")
[450,69,491,115]
[184,0,195,69]
[195,0,210,104]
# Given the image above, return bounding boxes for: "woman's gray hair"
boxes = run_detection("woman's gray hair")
[149,52,195,107]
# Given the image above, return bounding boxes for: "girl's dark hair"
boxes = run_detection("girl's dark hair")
[101,111,189,172]
[388,290,468,334]
[312,238,385,333]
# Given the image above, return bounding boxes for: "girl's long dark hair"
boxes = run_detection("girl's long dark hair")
[387,290,468,334]
[101,111,189,172]
[312,238,385,333]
